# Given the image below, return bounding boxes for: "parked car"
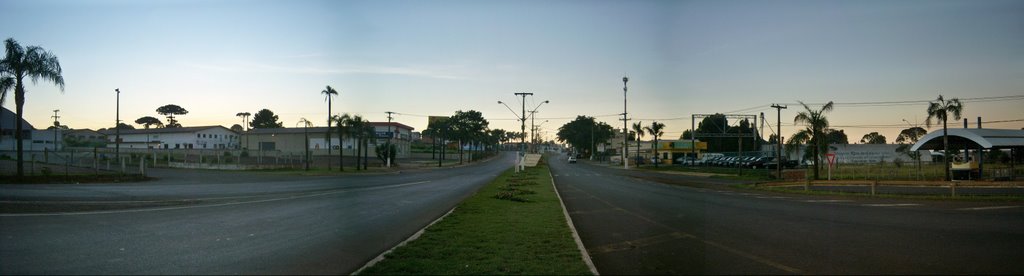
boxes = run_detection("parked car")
[568,156,577,163]
[675,156,696,165]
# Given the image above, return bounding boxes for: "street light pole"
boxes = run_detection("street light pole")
[115,88,120,164]
[386,111,394,167]
[622,76,629,169]
[513,93,533,155]
[51,109,60,152]
[771,104,787,179]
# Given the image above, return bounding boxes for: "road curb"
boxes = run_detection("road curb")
[351,206,458,275]
[550,170,600,275]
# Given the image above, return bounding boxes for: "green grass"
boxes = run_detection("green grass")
[359,161,592,275]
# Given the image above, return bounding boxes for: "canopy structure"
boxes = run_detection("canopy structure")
[910,128,1024,151]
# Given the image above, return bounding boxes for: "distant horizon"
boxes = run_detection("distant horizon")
[2,0,1021,143]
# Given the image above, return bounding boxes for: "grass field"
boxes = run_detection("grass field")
[358,160,592,275]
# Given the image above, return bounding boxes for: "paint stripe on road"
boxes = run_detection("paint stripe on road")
[862,203,921,207]
[756,196,791,199]
[957,206,1021,211]
[803,199,853,203]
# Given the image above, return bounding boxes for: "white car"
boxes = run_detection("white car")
[568,156,577,163]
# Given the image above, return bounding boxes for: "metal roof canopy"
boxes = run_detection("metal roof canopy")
[910,128,1024,151]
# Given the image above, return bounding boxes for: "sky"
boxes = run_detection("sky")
[2,0,1022,144]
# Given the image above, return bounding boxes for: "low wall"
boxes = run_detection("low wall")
[168,162,293,170]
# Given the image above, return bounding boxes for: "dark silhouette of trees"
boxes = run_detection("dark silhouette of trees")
[156,104,188,128]
[788,101,834,180]
[645,121,666,168]
[860,132,887,144]
[321,86,338,170]
[555,116,614,158]
[135,116,163,129]
[230,124,243,132]
[250,108,283,129]
[331,114,352,171]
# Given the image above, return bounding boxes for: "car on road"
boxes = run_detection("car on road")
[568,156,577,163]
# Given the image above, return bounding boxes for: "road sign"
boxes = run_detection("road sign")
[826,153,836,181]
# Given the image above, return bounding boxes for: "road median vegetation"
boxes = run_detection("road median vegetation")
[359,159,593,275]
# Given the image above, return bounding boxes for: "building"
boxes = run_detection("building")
[99,126,240,150]
[1,107,62,152]
[63,129,107,147]
[240,122,415,158]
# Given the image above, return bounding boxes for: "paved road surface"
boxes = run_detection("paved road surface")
[551,154,1024,274]
[0,153,515,274]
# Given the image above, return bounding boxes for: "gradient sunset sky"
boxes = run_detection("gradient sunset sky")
[2,0,1021,142]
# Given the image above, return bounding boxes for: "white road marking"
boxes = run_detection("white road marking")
[756,196,791,199]
[957,206,1021,211]
[862,203,921,207]
[803,199,853,203]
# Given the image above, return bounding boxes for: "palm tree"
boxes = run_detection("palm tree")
[0,74,14,144]
[235,112,250,149]
[632,122,644,166]
[297,118,313,171]
[1,38,65,177]
[926,95,964,181]
[645,121,666,168]
[331,113,351,171]
[321,86,339,170]
[362,122,375,170]
[791,101,834,180]
[348,115,364,171]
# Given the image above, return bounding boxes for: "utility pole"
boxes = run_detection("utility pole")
[622,76,629,169]
[529,110,537,153]
[514,92,533,158]
[771,104,787,179]
[386,111,394,167]
[52,109,60,152]
[590,124,594,161]
[115,88,121,164]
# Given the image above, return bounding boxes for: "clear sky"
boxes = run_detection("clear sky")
[2,0,1022,143]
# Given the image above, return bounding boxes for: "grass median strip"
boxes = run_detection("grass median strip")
[358,161,593,275]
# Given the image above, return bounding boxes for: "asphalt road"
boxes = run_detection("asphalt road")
[0,153,515,274]
[551,154,1024,274]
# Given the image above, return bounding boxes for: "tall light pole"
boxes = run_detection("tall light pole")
[385,111,395,167]
[115,88,120,164]
[51,109,60,152]
[527,100,549,153]
[771,104,787,179]
[622,76,629,169]
[297,118,311,171]
[512,93,533,155]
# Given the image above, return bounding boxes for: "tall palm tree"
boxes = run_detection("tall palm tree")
[926,95,964,181]
[632,122,644,166]
[1,38,65,177]
[645,121,666,168]
[792,101,834,180]
[331,113,351,171]
[362,122,374,170]
[321,86,339,170]
[235,112,250,149]
[348,115,364,171]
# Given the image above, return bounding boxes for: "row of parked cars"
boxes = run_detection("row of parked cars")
[690,156,799,169]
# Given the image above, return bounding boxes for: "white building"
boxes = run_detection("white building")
[100,126,240,150]
[1,107,63,152]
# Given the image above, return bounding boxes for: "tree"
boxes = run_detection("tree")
[376,143,397,164]
[556,116,614,158]
[348,115,366,170]
[321,85,339,170]
[331,113,352,171]
[251,108,283,129]
[825,129,849,145]
[449,110,490,164]
[135,116,163,129]
[860,132,887,144]
[645,121,666,168]
[156,104,188,128]
[115,122,135,130]
[926,95,964,181]
[1,38,65,177]
[0,73,13,144]
[789,101,834,180]
[896,126,928,177]
[235,112,251,130]
[632,122,645,165]
[230,124,243,132]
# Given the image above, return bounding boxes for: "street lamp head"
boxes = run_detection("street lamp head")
[115,88,119,93]
[497,101,503,104]
[543,100,550,104]
[622,76,629,83]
